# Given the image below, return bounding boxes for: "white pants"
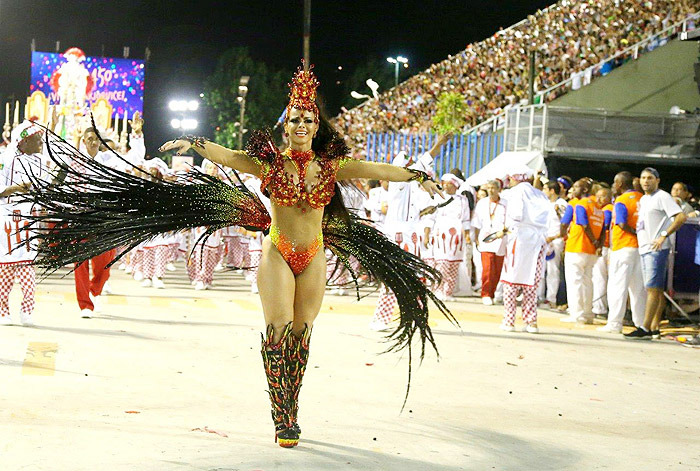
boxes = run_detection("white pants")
[454,243,473,296]
[606,247,647,329]
[592,247,609,315]
[564,252,597,320]
[538,239,564,304]
[472,242,482,291]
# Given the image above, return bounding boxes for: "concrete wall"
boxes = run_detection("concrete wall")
[552,40,700,113]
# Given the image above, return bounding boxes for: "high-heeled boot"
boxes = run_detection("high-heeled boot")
[261,323,298,448]
[286,324,312,437]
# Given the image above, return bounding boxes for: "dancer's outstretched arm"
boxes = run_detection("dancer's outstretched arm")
[159,138,260,175]
[337,160,444,198]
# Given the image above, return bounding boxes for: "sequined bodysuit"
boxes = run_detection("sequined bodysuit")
[252,147,351,275]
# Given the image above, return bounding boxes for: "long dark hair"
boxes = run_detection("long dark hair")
[310,108,351,225]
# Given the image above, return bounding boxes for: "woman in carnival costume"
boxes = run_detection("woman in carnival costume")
[25,63,456,448]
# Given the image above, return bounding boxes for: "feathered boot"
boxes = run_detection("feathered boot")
[261,323,298,447]
[286,325,312,437]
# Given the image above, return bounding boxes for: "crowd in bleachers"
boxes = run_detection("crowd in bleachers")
[334,0,697,156]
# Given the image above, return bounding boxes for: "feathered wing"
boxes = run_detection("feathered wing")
[21,130,271,273]
[322,215,458,354]
[322,215,459,409]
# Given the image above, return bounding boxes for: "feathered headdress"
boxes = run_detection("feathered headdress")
[286,61,320,122]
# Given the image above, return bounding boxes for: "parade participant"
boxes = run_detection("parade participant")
[0,121,52,326]
[494,166,550,332]
[192,226,223,290]
[71,113,145,318]
[625,168,686,340]
[422,173,471,301]
[27,64,454,448]
[368,134,451,330]
[560,178,604,324]
[472,179,507,305]
[591,186,613,317]
[365,179,389,225]
[598,171,645,333]
[539,181,567,306]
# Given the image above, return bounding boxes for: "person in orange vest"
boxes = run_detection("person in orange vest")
[560,178,605,323]
[598,171,646,333]
[592,185,613,317]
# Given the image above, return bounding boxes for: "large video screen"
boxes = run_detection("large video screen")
[30,50,145,117]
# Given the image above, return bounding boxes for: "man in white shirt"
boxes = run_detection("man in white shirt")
[538,181,567,306]
[364,180,389,226]
[625,168,687,340]
[472,179,507,305]
[422,173,471,301]
[0,121,54,326]
[370,133,451,330]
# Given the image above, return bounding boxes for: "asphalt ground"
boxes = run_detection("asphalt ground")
[1,263,699,471]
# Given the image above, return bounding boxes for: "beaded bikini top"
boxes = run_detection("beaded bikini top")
[246,130,352,210]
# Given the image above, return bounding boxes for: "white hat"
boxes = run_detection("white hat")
[11,120,43,146]
[506,164,535,183]
[440,173,464,187]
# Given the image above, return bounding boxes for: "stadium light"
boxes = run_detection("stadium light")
[387,56,408,87]
[170,119,181,129]
[181,119,198,130]
[237,76,250,150]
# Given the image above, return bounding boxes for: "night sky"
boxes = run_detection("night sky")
[0,0,553,150]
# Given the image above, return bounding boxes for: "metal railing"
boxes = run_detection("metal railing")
[364,130,505,177]
[536,12,699,103]
[503,104,548,153]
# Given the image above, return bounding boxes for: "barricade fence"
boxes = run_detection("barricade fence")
[365,131,505,178]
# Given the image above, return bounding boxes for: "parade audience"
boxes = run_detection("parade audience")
[334,0,697,156]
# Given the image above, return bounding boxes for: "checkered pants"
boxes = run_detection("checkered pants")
[143,246,169,279]
[187,248,199,282]
[194,246,222,285]
[0,263,35,317]
[129,248,143,273]
[225,237,248,267]
[502,248,545,326]
[372,285,397,325]
[249,250,262,285]
[169,243,180,263]
[435,259,460,297]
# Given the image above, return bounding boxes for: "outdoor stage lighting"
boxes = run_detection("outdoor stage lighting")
[188,100,199,111]
[170,119,181,129]
[181,119,198,130]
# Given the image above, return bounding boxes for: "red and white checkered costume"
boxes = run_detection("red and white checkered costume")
[372,285,397,325]
[0,262,35,318]
[428,193,470,298]
[503,248,545,326]
[0,134,52,321]
[499,181,551,327]
[224,230,248,267]
[247,232,263,287]
[143,232,175,279]
[192,227,222,285]
[371,150,435,327]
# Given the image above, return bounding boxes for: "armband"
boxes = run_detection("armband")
[406,168,434,184]
[179,135,208,149]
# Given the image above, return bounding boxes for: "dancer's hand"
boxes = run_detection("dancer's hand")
[159,139,191,155]
[421,179,445,199]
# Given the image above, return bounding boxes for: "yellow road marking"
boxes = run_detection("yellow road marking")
[22,342,58,376]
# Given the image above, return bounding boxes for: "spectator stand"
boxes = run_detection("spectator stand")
[537,11,700,103]
[340,3,698,163]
